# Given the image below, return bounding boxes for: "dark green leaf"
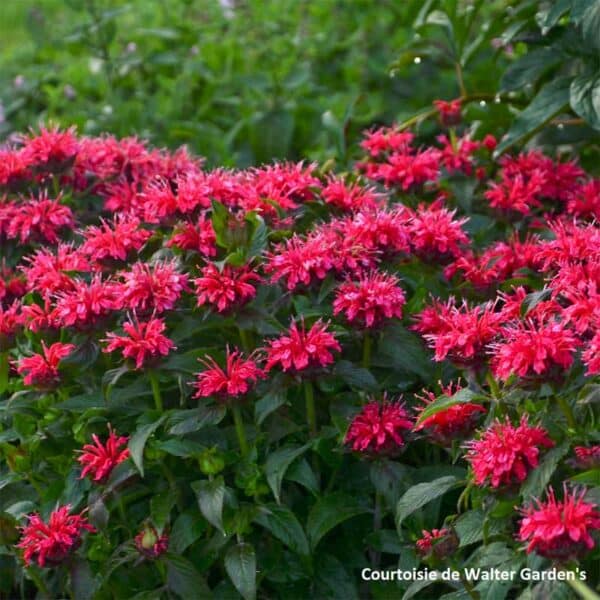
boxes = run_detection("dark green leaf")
[254,504,309,556]
[254,389,287,425]
[521,442,569,500]
[225,542,256,600]
[570,72,600,131]
[128,416,166,477]
[170,510,206,554]
[168,406,226,435]
[166,553,211,599]
[191,476,225,534]
[265,444,310,504]
[334,360,378,391]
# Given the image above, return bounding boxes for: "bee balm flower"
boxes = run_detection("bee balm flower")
[77,424,130,483]
[17,341,75,389]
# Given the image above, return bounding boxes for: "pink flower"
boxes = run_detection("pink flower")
[490,319,580,381]
[265,319,341,373]
[416,528,457,559]
[333,270,405,328]
[193,263,260,313]
[344,398,413,455]
[17,505,94,568]
[103,316,176,369]
[135,525,169,559]
[433,98,461,126]
[518,485,600,560]
[166,215,216,257]
[320,177,381,212]
[20,125,79,167]
[582,330,600,376]
[193,347,264,400]
[117,260,188,313]
[360,126,414,157]
[77,424,130,483]
[465,417,554,489]
[17,341,75,389]
[573,446,600,470]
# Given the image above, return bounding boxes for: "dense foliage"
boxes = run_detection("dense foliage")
[0,108,599,599]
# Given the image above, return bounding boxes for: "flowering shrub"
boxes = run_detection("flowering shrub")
[0,119,599,600]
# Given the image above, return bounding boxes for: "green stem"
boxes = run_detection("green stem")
[565,575,600,600]
[362,332,372,370]
[485,371,500,400]
[557,396,576,429]
[232,405,249,458]
[304,379,317,437]
[0,351,9,395]
[455,62,467,97]
[27,567,51,599]
[148,371,163,412]
[238,328,251,352]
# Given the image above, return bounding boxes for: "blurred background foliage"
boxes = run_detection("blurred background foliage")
[0,0,598,168]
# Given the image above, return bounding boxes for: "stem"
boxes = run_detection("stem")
[455,62,467,97]
[148,371,163,412]
[370,491,383,568]
[557,396,576,429]
[27,567,51,599]
[451,561,479,600]
[0,351,8,395]
[485,371,500,400]
[304,379,317,437]
[232,405,249,458]
[238,327,251,352]
[362,331,372,370]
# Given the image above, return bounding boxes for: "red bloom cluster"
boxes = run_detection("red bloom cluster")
[434,98,461,126]
[17,341,75,389]
[77,424,130,483]
[135,525,169,559]
[17,505,94,567]
[415,528,457,559]
[265,320,341,373]
[465,417,554,489]
[572,445,600,470]
[345,398,413,455]
[518,486,600,561]
[103,316,176,369]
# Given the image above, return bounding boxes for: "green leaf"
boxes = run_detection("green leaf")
[69,557,97,600]
[211,200,230,249]
[521,442,569,500]
[191,476,225,534]
[415,388,482,427]
[334,360,378,391]
[582,2,600,51]
[570,469,600,486]
[396,476,460,530]
[166,553,211,599]
[254,504,309,556]
[501,49,562,92]
[151,491,174,531]
[570,72,600,131]
[455,509,505,547]
[307,492,369,550]
[225,542,256,600]
[496,77,571,154]
[128,416,166,477]
[402,577,441,600]
[265,444,310,504]
[541,0,571,32]
[168,405,226,435]
[376,325,433,380]
[169,510,206,554]
[315,554,360,600]
[254,389,287,425]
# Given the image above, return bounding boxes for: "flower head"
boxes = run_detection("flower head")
[265,319,341,373]
[16,505,94,567]
[17,341,75,389]
[193,347,264,400]
[135,524,169,559]
[21,125,79,167]
[193,263,260,313]
[434,98,461,126]
[77,424,130,483]
[166,215,216,257]
[344,397,413,456]
[465,416,554,489]
[103,316,176,369]
[333,270,405,328]
[416,528,458,559]
[518,486,600,561]
[572,446,600,470]
[582,330,600,376]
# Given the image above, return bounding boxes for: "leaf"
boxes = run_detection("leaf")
[151,491,175,531]
[128,416,166,477]
[191,476,225,534]
[570,469,600,486]
[541,0,571,32]
[582,2,600,51]
[376,325,433,380]
[570,72,600,131]
[254,504,309,556]
[415,388,482,427]
[501,49,562,92]
[334,360,378,391]
[211,200,230,249]
[169,510,206,554]
[402,577,441,600]
[306,492,369,550]
[166,553,211,599]
[225,542,256,600]
[455,509,505,547]
[315,554,360,600]
[168,405,226,435]
[521,442,570,500]
[254,389,287,425]
[396,476,460,529]
[69,557,97,600]
[264,444,310,504]
[496,77,571,154]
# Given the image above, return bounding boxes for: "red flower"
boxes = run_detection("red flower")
[21,125,79,167]
[369,147,441,190]
[117,260,188,314]
[490,319,580,382]
[518,485,600,561]
[193,347,264,400]
[484,171,544,216]
[582,330,600,376]
[166,215,216,257]
[344,397,413,455]
[433,99,461,126]
[416,528,457,559]
[193,263,260,313]
[414,381,485,446]
[17,341,75,389]
[0,301,21,349]
[265,319,341,373]
[16,505,94,567]
[53,275,117,328]
[135,524,169,559]
[465,416,554,489]
[321,177,381,212]
[566,179,600,219]
[0,148,31,186]
[360,126,414,157]
[333,270,405,328]
[103,316,176,369]
[6,193,74,244]
[573,445,600,470]
[81,215,151,263]
[77,424,130,483]
[437,134,479,175]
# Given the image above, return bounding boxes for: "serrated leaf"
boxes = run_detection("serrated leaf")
[582,2,600,51]
[169,510,206,554]
[307,492,369,550]
[254,504,309,556]
[225,542,256,600]
[501,49,562,92]
[265,444,310,504]
[570,72,600,131]
[128,416,166,477]
[415,388,482,427]
[69,557,97,600]
[334,360,378,391]
[168,405,226,435]
[166,553,211,599]
[455,509,505,547]
[521,442,569,500]
[254,389,287,425]
[151,491,175,532]
[191,476,225,534]
[396,476,460,529]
